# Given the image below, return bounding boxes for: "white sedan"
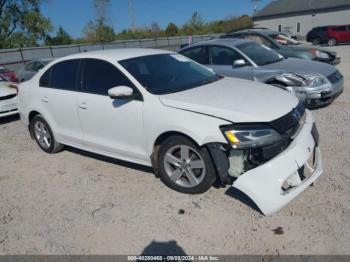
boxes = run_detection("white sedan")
[18,49,322,215]
[0,74,18,117]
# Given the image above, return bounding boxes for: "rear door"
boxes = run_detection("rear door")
[76,58,146,162]
[38,59,83,145]
[179,46,209,66]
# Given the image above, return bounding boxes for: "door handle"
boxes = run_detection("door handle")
[41,96,49,103]
[78,102,88,109]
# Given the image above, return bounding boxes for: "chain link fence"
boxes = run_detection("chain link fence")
[0,34,220,72]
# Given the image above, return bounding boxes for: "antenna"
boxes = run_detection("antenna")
[128,0,136,30]
[252,0,262,13]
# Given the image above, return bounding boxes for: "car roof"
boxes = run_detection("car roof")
[55,48,173,63]
[179,38,253,50]
[229,29,281,36]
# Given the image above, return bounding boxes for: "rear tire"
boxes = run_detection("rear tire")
[157,135,216,194]
[312,38,321,45]
[30,115,64,154]
[328,38,337,46]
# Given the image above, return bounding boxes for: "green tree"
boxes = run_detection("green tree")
[0,0,52,48]
[46,26,73,46]
[165,22,179,36]
[83,0,115,42]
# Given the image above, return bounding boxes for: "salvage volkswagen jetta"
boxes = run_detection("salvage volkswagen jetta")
[18,49,322,215]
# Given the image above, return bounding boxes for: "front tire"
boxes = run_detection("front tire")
[328,38,337,46]
[30,115,64,153]
[157,135,216,194]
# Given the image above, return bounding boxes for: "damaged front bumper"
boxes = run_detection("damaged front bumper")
[230,110,322,215]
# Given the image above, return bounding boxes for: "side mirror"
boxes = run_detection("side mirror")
[233,59,246,68]
[108,86,134,99]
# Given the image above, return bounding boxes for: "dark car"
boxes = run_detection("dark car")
[0,65,18,82]
[220,28,340,65]
[306,25,350,46]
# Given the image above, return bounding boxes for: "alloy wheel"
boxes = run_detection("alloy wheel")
[163,145,206,188]
[34,121,52,149]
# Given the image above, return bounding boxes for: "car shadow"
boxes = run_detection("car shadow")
[224,187,263,215]
[138,240,188,257]
[65,146,155,175]
[0,114,19,125]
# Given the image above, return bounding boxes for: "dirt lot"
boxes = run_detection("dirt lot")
[0,46,349,256]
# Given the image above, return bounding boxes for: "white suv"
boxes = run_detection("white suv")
[18,49,322,215]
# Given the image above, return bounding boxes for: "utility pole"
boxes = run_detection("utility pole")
[128,0,136,30]
[252,0,261,13]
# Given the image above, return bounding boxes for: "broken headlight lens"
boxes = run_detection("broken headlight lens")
[222,125,282,149]
[303,73,331,89]
[274,73,306,87]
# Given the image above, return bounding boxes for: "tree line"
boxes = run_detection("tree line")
[0,0,253,49]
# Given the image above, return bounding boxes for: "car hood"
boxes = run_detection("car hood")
[159,77,298,123]
[289,44,336,56]
[261,57,335,77]
[0,83,17,97]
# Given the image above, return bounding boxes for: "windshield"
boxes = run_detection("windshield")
[119,53,221,95]
[236,42,283,66]
[270,34,300,45]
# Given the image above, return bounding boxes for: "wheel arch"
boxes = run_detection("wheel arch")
[150,131,231,185]
[150,131,200,174]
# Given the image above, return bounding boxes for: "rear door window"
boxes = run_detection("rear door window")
[180,46,209,64]
[40,59,80,91]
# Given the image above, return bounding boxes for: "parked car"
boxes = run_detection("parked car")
[306,25,350,46]
[0,65,18,82]
[18,49,322,215]
[178,39,344,108]
[17,58,53,82]
[0,74,18,117]
[220,29,340,65]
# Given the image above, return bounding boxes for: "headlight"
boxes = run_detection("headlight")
[275,73,306,87]
[311,49,330,59]
[221,125,282,149]
[303,73,331,88]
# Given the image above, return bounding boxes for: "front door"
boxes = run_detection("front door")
[208,45,254,80]
[76,59,147,162]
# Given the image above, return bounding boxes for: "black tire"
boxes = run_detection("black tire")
[29,115,64,153]
[157,135,216,194]
[328,38,337,46]
[312,38,321,45]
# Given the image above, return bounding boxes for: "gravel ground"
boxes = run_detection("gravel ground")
[0,46,349,256]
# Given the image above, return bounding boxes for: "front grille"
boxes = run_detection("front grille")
[0,94,16,101]
[270,102,305,137]
[328,70,343,84]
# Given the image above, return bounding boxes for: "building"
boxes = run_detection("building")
[253,0,350,37]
